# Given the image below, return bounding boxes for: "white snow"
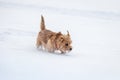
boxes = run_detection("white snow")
[0,0,120,80]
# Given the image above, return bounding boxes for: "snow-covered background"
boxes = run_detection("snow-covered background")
[0,0,120,80]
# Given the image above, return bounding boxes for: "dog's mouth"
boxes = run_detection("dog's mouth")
[60,45,72,53]
[61,49,72,53]
[66,50,71,53]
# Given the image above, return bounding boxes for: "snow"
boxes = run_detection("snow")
[0,0,120,80]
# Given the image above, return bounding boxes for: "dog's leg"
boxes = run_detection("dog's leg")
[36,36,42,48]
[36,41,42,48]
[46,39,54,53]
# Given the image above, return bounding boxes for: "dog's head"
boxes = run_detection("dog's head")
[55,31,72,53]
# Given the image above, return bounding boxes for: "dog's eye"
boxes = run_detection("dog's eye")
[65,43,68,46]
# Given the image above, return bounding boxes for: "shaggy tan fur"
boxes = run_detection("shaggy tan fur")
[36,15,72,53]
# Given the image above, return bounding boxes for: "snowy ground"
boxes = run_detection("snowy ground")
[0,0,120,80]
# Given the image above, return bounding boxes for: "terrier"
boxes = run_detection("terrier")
[36,15,72,53]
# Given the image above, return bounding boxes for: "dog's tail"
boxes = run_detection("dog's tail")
[40,15,45,30]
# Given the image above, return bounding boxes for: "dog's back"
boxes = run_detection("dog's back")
[39,30,56,44]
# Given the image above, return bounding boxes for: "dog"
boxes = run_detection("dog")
[36,15,72,53]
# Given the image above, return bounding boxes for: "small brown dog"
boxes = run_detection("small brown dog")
[36,15,72,53]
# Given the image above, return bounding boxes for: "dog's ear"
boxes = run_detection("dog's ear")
[57,32,61,35]
[56,32,62,37]
[67,30,70,37]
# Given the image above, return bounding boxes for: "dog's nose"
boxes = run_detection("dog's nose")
[69,48,72,51]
